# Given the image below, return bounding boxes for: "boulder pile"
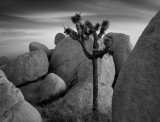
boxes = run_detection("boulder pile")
[1,28,134,121]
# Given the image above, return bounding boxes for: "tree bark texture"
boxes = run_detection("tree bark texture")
[92,58,99,121]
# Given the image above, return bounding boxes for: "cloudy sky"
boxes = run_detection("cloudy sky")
[0,0,159,58]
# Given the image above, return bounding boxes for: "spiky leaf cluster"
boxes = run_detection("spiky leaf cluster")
[84,20,93,29]
[64,28,71,35]
[63,13,110,44]
[101,20,109,30]
[94,23,100,31]
[98,20,109,38]
[71,13,82,24]
[64,28,78,40]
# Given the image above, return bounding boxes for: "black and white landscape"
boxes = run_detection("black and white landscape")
[0,0,160,122]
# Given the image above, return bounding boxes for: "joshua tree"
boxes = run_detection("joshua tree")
[63,13,113,121]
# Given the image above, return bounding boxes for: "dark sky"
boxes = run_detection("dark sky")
[0,0,159,58]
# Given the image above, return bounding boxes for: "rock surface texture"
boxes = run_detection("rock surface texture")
[0,101,42,122]
[0,70,42,122]
[4,50,49,86]
[112,11,160,122]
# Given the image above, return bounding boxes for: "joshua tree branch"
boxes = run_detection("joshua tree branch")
[78,40,93,59]
[98,28,105,39]
[93,32,99,51]
[76,23,83,40]
[98,20,109,39]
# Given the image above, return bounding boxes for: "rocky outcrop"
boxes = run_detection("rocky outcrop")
[50,36,93,88]
[40,54,115,121]
[112,11,160,122]
[54,33,66,45]
[4,50,49,86]
[39,73,66,103]
[104,33,132,86]
[0,56,9,66]
[0,70,42,122]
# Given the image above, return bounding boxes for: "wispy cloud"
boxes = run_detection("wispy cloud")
[0,0,159,58]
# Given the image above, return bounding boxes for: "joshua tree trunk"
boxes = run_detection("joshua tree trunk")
[92,33,99,121]
[92,58,99,121]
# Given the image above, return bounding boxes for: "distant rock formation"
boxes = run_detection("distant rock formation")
[54,33,66,45]
[105,33,133,87]
[50,36,93,88]
[112,11,160,122]
[4,50,49,86]
[0,70,42,122]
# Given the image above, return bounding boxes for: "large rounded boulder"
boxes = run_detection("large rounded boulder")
[104,33,132,79]
[4,50,49,86]
[39,73,66,103]
[49,36,93,88]
[112,11,160,122]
